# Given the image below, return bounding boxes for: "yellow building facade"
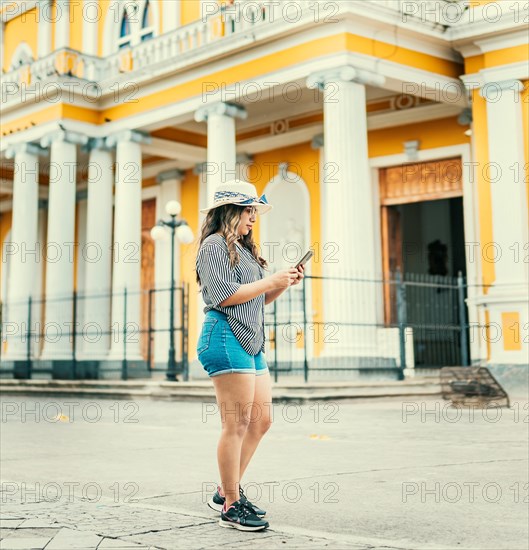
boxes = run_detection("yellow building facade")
[0,1,527,380]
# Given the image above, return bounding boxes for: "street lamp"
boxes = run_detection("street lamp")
[151,200,194,381]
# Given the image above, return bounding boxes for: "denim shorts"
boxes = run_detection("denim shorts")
[197,310,269,377]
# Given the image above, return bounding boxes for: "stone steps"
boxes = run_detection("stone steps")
[0,378,442,402]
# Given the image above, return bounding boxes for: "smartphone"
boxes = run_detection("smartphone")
[295,250,314,269]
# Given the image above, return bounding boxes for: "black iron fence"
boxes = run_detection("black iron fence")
[1,271,482,382]
[0,284,189,381]
[264,270,473,382]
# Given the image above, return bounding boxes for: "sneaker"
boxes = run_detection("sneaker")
[219,498,269,531]
[239,486,267,517]
[207,485,267,517]
[207,485,225,513]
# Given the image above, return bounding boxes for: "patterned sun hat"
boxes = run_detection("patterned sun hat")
[200,180,273,215]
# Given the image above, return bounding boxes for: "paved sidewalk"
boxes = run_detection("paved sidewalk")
[1,395,527,549]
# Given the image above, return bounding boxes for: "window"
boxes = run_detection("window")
[116,0,156,50]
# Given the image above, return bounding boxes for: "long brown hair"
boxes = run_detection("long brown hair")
[195,204,268,285]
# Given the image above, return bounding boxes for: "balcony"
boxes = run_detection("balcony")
[1,0,464,104]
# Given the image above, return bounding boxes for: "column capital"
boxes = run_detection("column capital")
[81,137,114,154]
[307,65,385,90]
[480,79,524,100]
[5,142,47,159]
[40,130,89,149]
[236,152,254,164]
[105,130,151,149]
[194,101,248,123]
[193,162,208,175]
[156,169,185,184]
[311,134,324,150]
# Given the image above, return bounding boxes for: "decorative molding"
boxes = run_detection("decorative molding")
[403,140,420,162]
[480,79,524,100]
[81,137,114,154]
[311,134,324,149]
[193,162,208,175]
[278,162,290,180]
[457,108,472,126]
[40,130,89,149]
[156,169,186,184]
[5,142,47,158]
[194,102,248,122]
[307,64,385,90]
[462,61,529,91]
[105,130,152,148]
[236,153,254,164]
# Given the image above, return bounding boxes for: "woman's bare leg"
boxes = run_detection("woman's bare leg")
[212,373,256,508]
[239,371,273,482]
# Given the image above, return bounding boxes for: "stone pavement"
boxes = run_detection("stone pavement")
[0,395,527,549]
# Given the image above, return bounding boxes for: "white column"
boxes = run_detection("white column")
[39,131,87,360]
[37,0,53,57]
[82,0,99,56]
[3,144,43,360]
[307,65,385,358]
[480,79,529,364]
[105,130,149,361]
[162,0,180,33]
[55,0,70,50]
[78,140,114,359]
[194,102,247,204]
[153,169,185,368]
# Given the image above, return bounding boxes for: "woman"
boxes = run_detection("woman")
[195,180,304,532]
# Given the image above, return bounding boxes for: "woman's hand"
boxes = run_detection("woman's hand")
[267,268,300,289]
[291,264,305,286]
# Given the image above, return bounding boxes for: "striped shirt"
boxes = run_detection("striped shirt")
[196,233,266,355]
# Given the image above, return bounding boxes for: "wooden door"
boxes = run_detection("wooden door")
[379,157,463,325]
[381,206,402,325]
[141,199,156,363]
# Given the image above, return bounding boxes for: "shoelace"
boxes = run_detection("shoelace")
[236,502,254,519]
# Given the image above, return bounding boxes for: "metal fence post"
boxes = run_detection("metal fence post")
[273,298,278,383]
[147,288,154,372]
[72,290,77,379]
[26,295,32,379]
[302,276,308,383]
[457,270,470,366]
[122,287,128,381]
[182,283,189,382]
[396,271,406,381]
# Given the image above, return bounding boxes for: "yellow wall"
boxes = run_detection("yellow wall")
[3,7,39,72]
[70,0,83,52]
[522,81,529,222]
[180,0,201,25]
[0,211,13,293]
[470,90,494,291]
[179,169,201,357]
[368,116,469,157]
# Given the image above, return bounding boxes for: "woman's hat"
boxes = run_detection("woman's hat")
[200,180,273,215]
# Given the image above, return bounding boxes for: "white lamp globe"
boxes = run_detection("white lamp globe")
[165,200,182,216]
[150,225,168,241]
[176,224,194,244]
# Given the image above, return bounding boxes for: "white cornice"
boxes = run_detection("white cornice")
[461,61,529,90]
[0,0,38,22]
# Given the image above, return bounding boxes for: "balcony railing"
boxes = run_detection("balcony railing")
[1,0,464,99]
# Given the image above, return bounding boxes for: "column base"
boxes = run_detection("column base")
[95,359,150,380]
[0,359,151,380]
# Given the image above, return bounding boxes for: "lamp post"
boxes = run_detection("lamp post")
[151,200,194,381]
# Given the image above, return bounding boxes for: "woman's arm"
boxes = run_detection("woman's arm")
[264,287,288,306]
[220,268,302,307]
[219,278,274,307]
